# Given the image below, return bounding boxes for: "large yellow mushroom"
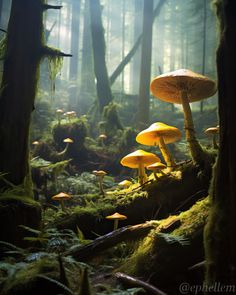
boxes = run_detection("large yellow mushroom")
[150,69,217,164]
[120,149,160,185]
[136,122,181,168]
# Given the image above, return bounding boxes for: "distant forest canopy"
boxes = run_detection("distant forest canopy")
[0,0,218,119]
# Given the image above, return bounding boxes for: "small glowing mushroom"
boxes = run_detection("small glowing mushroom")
[106,212,127,230]
[204,126,219,149]
[93,170,107,196]
[147,162,167,180]
[32,141,39,146]
[56,109,64,124]
[57,138,74,157]
[52,192,71,212]
[150,69,217,164]
[98,134,107,146]
[120,150,160,185]
[64,111,76,123]
[136,122,181,168]
[118,180,132,189]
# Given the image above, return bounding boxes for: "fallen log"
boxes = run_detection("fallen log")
[64,221,157,260]
[114,272,168,295]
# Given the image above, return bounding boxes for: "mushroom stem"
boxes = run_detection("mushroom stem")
[212,135,219,149]
[60,200,66,212]
[138,162,147,185]
[153,172,158,180]
[180,90,204,163]
[114,219,119,230]
[98,177,105,196]
[158,137,175,168]
[57,143,69,157]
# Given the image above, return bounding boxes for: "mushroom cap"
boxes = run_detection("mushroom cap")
[204,126,219,135]
[56,109,64,114]
[32,141,39,145]
[150,69,217,104]
[120,149,160,168]
[99,134,107,139]
[136,122,182,145]
[63,138,74,143]
[93,170,107,177]
[52,192,71,201]
[118,180,132,187]
[106,212,127,220]
[147,162,167,171]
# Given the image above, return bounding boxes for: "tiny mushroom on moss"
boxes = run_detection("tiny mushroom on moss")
[147,162,167,180]
[106,212,127,230]
[52,192,71,212]
[118,179,132,189]
[56,109,64,124]
[150,69,217,164]
[136,122,181,168]
[57,137,74,157]
[93,170,107,196]
[204,126,219,149]
[120,149,160,185]
[98,134,107,146]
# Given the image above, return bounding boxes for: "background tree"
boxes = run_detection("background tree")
[89,0,113,113]
[136,0,154,128]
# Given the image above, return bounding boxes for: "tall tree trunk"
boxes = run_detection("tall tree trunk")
[200,0,207,113]
[136,0,153,128]
[0,0,3,25]
[131,0,142,94]
[89,0,113,113]
[0,0,70,191]
[204,0,236,291]
[69,0,80,80]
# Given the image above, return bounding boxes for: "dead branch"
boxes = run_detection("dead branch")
[114,272,168,295]
[64,221,156,261]
[43,4,62,10]
[42,46,72,58]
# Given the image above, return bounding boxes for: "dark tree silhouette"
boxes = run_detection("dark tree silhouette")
[204,0,236,290]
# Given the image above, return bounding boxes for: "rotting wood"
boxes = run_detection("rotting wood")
[65,221,157,260]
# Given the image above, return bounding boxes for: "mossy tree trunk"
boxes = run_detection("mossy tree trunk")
[0,0,70,191]
[89,0,113,113]
[204,0,236,290]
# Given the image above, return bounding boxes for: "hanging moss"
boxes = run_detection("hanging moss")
[47,52,63,96]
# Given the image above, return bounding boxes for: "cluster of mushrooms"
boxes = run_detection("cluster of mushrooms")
[50,69,217,230]
[120,69,217,185]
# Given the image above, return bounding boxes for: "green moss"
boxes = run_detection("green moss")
[47,53,63,95]
[118,197,210,278]
[2,257,59,293]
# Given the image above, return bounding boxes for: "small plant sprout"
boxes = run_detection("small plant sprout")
[147,162,167,180]
[204,126,219,149]
[106,212,127,230]
[120,150,160,185]
[93,170,107,196]
[56,109,64,124]
[136,122,181,168]
[52,192,72,212]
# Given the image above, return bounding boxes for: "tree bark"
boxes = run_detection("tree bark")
[0,0,44,189]
[0,0,70,190]
[204,0,236,290]
[89,0,113,113]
